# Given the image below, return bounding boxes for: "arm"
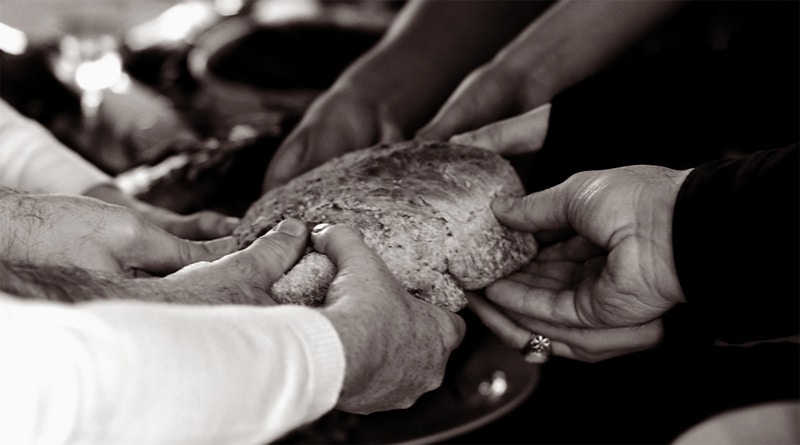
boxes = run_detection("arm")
[339,0,553,133]
[419,0,685,140]
[0,219,339,444]
[0,99,237,239]
[0,219,464,443]
[0,296,343,445]
[673,145,800,343]
[0,192,235,277]
[468,146,797,363]
[263,0,551,189]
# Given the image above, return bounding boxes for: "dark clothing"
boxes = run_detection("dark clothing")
[673,145,799,344]
[457,3,799,444]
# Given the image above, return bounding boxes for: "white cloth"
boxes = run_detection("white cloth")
[0,100,110,194]
[0,294,345,445]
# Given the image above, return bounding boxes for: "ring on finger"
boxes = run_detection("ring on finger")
[521,332,552,363]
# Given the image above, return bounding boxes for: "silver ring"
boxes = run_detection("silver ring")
[521,333,552,363]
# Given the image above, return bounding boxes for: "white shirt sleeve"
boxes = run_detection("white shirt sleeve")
[0,99,111,194]
[0,294,345,445]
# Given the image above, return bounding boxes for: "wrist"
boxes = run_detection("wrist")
[321,303,382,405]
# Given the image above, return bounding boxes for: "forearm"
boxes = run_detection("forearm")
[0,260,264,306]
[507,0,684,103]
[0,296,344,444]
[336,0,551,132]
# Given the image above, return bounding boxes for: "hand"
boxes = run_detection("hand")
[263,85,403,191]
[0,219,307,305]
[449,103,551,155]
[416,0,682,143]
[84,183,240,240]
[314,223,466,414]
[0,193,236,276]
[416,27,556,142]
[470,165,692,362]
[163,218,309,305]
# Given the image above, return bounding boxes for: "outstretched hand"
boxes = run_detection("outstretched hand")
[415,20,556,143]
[0,193,236,276]
[263,86,403,191]
[470,165,692,362]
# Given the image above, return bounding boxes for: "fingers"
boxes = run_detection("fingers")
[485,277,584,327]
[507,309,665,362]
[417,65,519,141]
[506,260,581,290]
[123,194,240,240]
[467,293,572,360]
[449,103,551,155]
[164,211,240,240]
[536,236,605,262]
[311,224,390,293]
[468,293,664,363]
[125,218,239,275]
[491,184,573,234]
[231,218,309,286]
[263,127,312,191]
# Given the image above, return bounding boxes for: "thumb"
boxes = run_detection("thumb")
[491,184,572,234]
[311,223,391,303]
[449,103,551,155]
[233,218,310,286]
[417,66,518,141]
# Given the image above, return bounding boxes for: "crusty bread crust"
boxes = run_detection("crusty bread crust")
[234,141,537,312]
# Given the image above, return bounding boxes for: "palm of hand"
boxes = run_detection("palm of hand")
[551,166,690,327]
[476,166,690,362]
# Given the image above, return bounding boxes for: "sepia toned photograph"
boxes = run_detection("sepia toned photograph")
[0,0,797,443]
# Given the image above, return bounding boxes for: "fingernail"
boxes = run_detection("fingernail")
[276,219,306,237]
[492,196,514,213]
[224,217,240,227]
[312,223,332,234]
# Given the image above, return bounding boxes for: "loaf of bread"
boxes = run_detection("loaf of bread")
[234,141,538,312]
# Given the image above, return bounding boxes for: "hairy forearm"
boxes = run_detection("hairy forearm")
[0,185,18,199]
[0,260,164,303]
[510,0,685,102]
[0,260,254,305]
[337,0,553,131]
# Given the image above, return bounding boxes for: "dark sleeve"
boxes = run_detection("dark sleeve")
[672,145,799,344]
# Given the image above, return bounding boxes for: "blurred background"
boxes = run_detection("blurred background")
[1,0,400,216]
[1,1,797,443]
